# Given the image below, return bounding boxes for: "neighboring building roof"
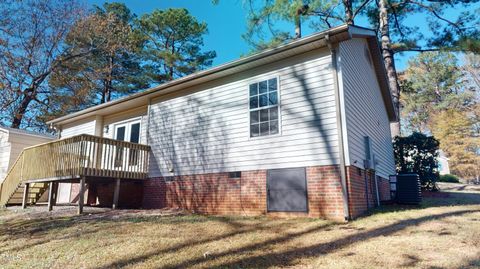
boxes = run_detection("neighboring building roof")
[0,126,56,139]
[47,24,397,126]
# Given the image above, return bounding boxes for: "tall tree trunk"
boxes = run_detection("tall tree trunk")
[103,55,114,103]
[343,0,354,25]
[294,14,302,38]
[11,89,34,128]
[101,79,107,104]
[295,5,309,39]
[379,0,401,137]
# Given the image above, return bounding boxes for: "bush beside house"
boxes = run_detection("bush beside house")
[393,132,440,190]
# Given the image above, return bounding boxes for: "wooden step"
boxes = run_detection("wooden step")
[5,183,49,206]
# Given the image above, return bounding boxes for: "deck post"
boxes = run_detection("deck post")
[112,178,120,210]
[22,183,30,209]
[78,177,86,214]
[48,182,55,211]
[52,183,58,206]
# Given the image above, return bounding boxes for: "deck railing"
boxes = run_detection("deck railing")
[0,134,151,205]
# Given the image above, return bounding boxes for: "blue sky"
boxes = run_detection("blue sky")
[88,0,251,67]
[86,0,479,71]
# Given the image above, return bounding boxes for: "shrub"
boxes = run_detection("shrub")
[393,132,440,190]
[438,174,460,183]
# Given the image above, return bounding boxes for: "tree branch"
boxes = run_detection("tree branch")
[389,2,407,40]
[398,48,442,52]
[407,0,464,33]
[353,0,372,19]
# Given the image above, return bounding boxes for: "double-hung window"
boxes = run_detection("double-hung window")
[249,77,279,137]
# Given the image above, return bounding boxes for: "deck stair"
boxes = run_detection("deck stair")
[5,183,49,205]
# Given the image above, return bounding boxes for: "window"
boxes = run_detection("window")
[249,77,279,137]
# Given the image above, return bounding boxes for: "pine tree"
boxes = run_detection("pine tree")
[401,52,476,133]
[136,8,216,84]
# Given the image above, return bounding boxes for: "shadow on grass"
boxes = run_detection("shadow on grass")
[164,209,477,269]
[0,214,104,254]
[94,220,334,269]
[372,190,480,215]
[0,208,262,255]
[1,206,325,257]
[89,208,477,269]
[428,256,480,269]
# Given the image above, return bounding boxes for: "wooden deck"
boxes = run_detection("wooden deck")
[0,134,151,211]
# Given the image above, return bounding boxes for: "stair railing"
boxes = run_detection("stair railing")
[0,151,25,206]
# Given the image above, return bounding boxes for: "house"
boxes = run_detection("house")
[437,150,450,175]
[0,127,55,180]
[0,25,397,221]
[0,127,55,204]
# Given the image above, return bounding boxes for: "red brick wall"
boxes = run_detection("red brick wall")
[306,166,345,220]
[143,165,346,221]
[143,170,267,216]
[378,177,391,201]
[70,181,143,208]
[346,166,391,218]
[64,165,390,220]
[70,183,88,204]
[347,166,373,218]
[93,181,143,208]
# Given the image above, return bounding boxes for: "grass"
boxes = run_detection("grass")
[0,182,479,269]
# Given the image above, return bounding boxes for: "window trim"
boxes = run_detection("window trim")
[112,118,142,168]
[111,117,142,130]
[247,75,282,139]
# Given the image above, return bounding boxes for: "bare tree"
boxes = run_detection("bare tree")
[0,0,89,129]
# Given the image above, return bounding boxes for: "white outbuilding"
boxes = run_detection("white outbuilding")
[0,126,55,181]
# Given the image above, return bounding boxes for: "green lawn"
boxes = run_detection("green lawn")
[1,182,479,269]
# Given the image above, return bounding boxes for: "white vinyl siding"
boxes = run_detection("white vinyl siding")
[0,131,11,180]
[0,130,54,181]
[339,38,396,179]
[61,117,97,138]
[8,134,53,167]
[148,48,340,177]
[58,117,97,202]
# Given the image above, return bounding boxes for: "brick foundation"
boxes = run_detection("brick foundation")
[378,177,391,201]
[143,170,267,216]
[143,165,349,221]
[95,181,143,208]
[306,166,345,220]
[70,183,87,204]
[70,181,143,208]
[64,165,390,220]
[346,166,391,218]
